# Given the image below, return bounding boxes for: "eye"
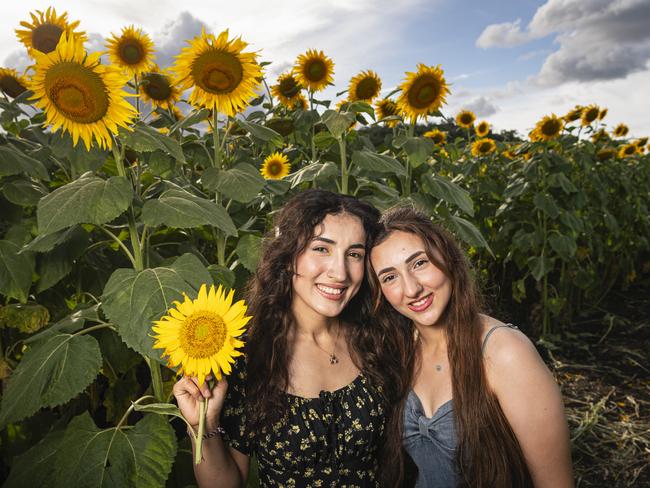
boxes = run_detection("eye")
[348,250,365,260]
[380,274,396,284]
[312,246,328,253]
[413,258,428,269]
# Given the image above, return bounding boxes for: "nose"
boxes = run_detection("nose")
[402,272,423,298]
[326,252,347,282]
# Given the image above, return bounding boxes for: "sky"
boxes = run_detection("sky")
[2,0,650,137]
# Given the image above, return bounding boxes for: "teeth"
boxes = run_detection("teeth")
[411,295,430,307]
[317,284,344,295]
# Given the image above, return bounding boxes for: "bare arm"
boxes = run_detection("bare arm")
[173,376,250,487]
[483,323,574,488]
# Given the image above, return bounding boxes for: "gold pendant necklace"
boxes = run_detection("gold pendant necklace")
[316,321,341,365]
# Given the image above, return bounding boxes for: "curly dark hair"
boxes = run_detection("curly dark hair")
[244,189,412,486]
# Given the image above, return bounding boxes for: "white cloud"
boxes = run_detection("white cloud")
[476,19,530,48]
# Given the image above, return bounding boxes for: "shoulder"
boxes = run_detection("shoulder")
[480,315,540,370]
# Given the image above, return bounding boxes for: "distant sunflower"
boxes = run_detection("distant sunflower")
[591,129,609,143]
[139,66,180,110]
[502,149,516,160]
[563,105,583,123]
[0,68,28,98]
[260,152,291,179]
[28,32,136,150]
[618,143,637,158]
[294,49,334,92]
[456,109,476,129]
[397,64,449,122]
[598,108,608,120]
[335,99,350,111]
[174,29,262,116]
[106,25,155,77]
[375,98,401,127]
[475,120,490,137]
[531,114,564,141]
[613,123,629,137]
[471,138,497,157]
[348,70,382,102]
[581,104,600,126]
[290,93,308,111]
[152,284,249,385]
[423,129,447,145]
[15,7,86,55]
[635,137,648,147]
[596,147,616,161]
[272,72,302,107]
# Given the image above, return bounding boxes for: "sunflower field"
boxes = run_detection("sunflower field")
[1,7,649,487]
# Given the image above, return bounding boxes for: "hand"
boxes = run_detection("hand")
[172,374,229,431]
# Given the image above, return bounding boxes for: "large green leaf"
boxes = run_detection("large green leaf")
[36,229,88,292]
[0,332,102,426]
[402,137,434,168]
[101,253,212,360]
[533,193,559,219]
[169,107,210,134]
[421,174,474,216]
[202,164,265,203]
[36,175,133,236]
[122,123,186,163]
[52,412,177,488]
[1,177,48,206]
[351,150,407,176]
[236,119,283,147]
[0,240,35,303]
[0,143,49,180]
[448,216,492,253]
[235,234,263,272]
[3,429,64,488]
[21,225,84,253]
[289,161,338,188]
[321,109,355,138]
[548,233,577,262]
[142,188,237,236]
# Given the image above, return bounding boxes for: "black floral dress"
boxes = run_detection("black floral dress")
[220,358,386,487]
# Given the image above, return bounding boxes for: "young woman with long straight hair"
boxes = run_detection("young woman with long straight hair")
[173,189,412,487]
[369,206,573,488]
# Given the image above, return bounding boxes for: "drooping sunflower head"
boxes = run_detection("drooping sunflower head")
[581,104,600,126]
[272,72,302,107]
[502,148,516,160]
[152,284,250,385]
[618,143,638,158]
[397,64,449,122]
[0,68,28,98]
[635,137,648,147]
[293,49,334,93]
[348,70,382,102]
[423,129,447,145]
[16,7,86,55]
[174,29,262,116]
[475,120,490,137]
[598,108,608,120]
[613,123,629,137]
[596,147,617,161]
[531,114,564,141]
[471,138,497,157]
[139,66,180,110]
[260,152,291,180]
[28,32,137,150]
[375,98,401,127]
[563,105,583,123]
[290,93,308,111]
[591,129,609,143]
[106,25,155,77]
[456,109,476,129]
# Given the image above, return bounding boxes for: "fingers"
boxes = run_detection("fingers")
[172,375,205,403]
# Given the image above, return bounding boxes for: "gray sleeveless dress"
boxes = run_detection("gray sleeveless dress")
[403,324,518,487]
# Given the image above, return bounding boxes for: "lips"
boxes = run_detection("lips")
[316,283,347,301]
[407,293,433,312]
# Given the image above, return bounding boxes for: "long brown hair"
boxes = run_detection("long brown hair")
[369,206,533,488]
[244,189,410,485]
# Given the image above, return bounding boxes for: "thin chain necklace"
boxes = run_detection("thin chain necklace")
[314,320,341,365]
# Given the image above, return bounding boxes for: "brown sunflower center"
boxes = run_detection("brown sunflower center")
[179,311,226,358]
[193,49,243,94]
[266,160,284,176]
[407,75,441,109]
[45,62,109,123]
[477,123,488,134]
[460,114,473,125]
[305,60,326,82]
[478,141,493,153]
[624,145,636,155]
[0,76,27,98]
[541,119,562,136]
[32,23,64,53]
[379,101,397,116]
[278,76,300,98]
[355,77,379,100]
[141,72,172,101]
[584,108,599,123]
[119,39,145,65]
[433,133,444,144]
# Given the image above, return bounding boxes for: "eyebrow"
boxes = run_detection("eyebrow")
[312,236,366,250]
[376,250,426,276]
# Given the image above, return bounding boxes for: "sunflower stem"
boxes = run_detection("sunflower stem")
[147,357,165,402]
[194,397,208,465]
[338,135,348,195]
[134,74,140,118]
[309,91,316,162]
[211,110,227,267]
[212,110,222,170]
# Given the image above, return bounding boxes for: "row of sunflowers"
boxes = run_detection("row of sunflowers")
[0,7,648,487]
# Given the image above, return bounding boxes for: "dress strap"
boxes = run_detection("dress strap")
[481,323,518,354]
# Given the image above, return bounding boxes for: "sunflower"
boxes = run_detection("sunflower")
[581,104,600,126]
[475,120,490,137]
[375,98,401,127]
[502,149,516,160]
[28,32,136,150]
[260,152,291,179]
[397,64,449,122]
[152,284,249,385]
[531,114,564,141]
[596,147,616,161]
[106,25,155,77]
[139,66,180,110]
[591,129,609,143]
[0,68,28,98]
[563,105,583,123]
[635,137,648,147]
[598,108,608,120]
[471,138,497,157]
[174,29,262,116]
[15,7,86,55]
[613,123,629,137]
[348,70,382,102]
[423,129,447,145]
[290,93,308,111]
[294,49,334,92]
[272,72,302,107]
[456,109,476,129]
[618,143,637,158]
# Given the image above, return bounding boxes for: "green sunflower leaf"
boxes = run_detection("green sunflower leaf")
[0,240,35,303]
[3,429,64,488]
[0,143,50,181]
[202,164,265,203]
[351,150,407,177]
[421,174,475,216]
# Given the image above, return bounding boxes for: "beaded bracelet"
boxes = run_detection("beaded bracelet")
[189,426,226,440]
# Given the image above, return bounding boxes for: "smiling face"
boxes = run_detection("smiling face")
[370,230,452,329]
[291,212,367,324]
